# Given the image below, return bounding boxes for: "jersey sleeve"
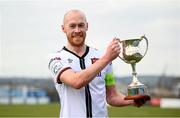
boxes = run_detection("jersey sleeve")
[105,62,116,86]
[48,53,71,83]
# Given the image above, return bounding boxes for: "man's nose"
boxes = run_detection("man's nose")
[74,26,81,32]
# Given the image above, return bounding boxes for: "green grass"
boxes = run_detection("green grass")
[108,106,180,117]
[0,103,180,117]
[0,103,59,117]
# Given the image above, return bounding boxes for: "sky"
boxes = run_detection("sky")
[0,0,179,78]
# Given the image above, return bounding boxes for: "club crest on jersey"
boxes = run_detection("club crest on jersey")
[91,58,101,77]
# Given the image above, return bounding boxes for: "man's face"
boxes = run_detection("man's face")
[62,12,88,47]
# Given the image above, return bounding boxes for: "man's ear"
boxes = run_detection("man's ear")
[61,25,66,33]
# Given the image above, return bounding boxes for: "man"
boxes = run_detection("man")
[48,9,146,117]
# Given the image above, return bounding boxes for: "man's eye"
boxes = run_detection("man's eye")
[79,24,85,28]
[69,25,75,28]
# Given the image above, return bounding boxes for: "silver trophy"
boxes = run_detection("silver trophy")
[118,35,150,100]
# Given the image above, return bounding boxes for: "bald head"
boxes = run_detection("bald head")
[61,10,88,47]
[63,9,87,25]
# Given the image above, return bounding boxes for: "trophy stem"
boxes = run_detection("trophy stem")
[130,63,143,86]
[131,63,136,76]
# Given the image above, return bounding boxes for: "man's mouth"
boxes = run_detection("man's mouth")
[73,35,82,38]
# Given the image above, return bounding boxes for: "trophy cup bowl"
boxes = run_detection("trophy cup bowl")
[118,35,150,101]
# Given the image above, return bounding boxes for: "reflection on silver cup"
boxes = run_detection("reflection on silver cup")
[121,38,144,64]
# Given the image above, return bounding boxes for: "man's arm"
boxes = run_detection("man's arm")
[60,56,110,89]
[106,85,134,106]
[60,39,120,89]
[106,85,147,107]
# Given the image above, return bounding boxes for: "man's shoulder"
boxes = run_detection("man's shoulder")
[48,47,66,59]
[89,46,104,56]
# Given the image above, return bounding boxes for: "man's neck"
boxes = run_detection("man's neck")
[66,44,86,57]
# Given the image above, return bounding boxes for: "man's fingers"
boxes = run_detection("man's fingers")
[114,37,120,42]
[134,98,147,107]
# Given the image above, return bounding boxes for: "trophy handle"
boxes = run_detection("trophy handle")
[116,39,126,62]
[140,35,149,58]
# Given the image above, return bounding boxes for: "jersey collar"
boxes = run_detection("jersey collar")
[63,46,89,59]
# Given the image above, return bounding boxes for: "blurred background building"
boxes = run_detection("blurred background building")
[0,75,179,104]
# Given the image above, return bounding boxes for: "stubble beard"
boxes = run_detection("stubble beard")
[67,34,86,47]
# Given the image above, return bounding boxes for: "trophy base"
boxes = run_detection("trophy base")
[124,94,151,101]
[124,85,151,101]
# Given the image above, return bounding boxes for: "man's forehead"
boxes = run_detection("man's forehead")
[63,10,87,24]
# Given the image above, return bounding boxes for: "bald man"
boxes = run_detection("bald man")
[48,9,145,118]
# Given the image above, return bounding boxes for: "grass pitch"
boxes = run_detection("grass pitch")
[0,103,180,117]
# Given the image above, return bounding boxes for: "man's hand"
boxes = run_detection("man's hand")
[125,94,150,107]
[133,98,147,107]
[104,38,121,62]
